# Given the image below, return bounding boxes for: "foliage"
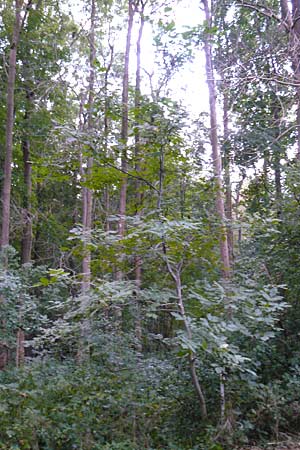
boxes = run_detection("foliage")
[1,0,300,448]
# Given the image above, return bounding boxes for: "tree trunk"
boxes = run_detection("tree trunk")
[0,0,22,249]
[104,43,114,233]
[17,88,34,368]
[280,0,300,159]
[21,92,33,265]
[16,329,25,368]
[293,0,300,159]
[116,0,135,280]
[223,92,233,263]
[273,109,283,216]
[134,3,146,352]
[202,0,230,278]
[165,259,207,418]
[0,0,24,371]
[82,0,96,292]
[77,0,96,364]
[203,0,232,427]
[274,150,282,210]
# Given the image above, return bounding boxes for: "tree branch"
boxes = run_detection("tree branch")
[236,2,290,31]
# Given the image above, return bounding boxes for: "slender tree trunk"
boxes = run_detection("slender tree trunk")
[104,44,114,233]
[134,4,146,352]
[293,0,300,159]
[236,173,246,245]
[203,0,234,428]
[21,91,33,265]
[0,0,24,370]
[77,0,96,364]
[223,93,233,263]
[165,259,207,418]
[280,0,300,159]
[82,0,96,292]
[17,89,34,368]
[280,0,293,25]
[202,0,230,278]
[16,329,25,368]
[134,5,145,214]
[274,150,282,209]
[273,110,283,216]
[116,0,135,280]
[0,0,22,249]
[158,145,164,211]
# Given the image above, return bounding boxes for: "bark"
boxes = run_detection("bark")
[21,92,33,265]
[16,329,25,368]
[292,0,300,40]
[104,43,114,233]
[0,0,27,370]
[17,89,34,368]
[236,174,246,245]
[116,0,135,280]
[134,3,146,352]
[82,0,96,292]
[134,256,142,351]
[274,151,282,208]
[134,4,145,203]
[220,373,226,423]
[158,145,164,211]
[223,93,233,263]
[0,0,22,249]
[202,0,230,278]
[280,0,293,27]
[274,156,282,205]
[118,0,135,238]
[292,0,300,147]
[280,0,300,159]
[77,0,96,364]
[203,0,233,426]
[273,109,283,216]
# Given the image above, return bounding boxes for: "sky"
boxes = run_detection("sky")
[67,0,208,116]
[142,1,209,116]
[66,0,249,181]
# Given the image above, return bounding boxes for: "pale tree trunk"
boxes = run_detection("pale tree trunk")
[1,0,22,249]
[104,43,114,232]
[82,0,96,292]
[77,0,96,364]
[274,147,282,216]
[203,0,231,428]
[21,90,33,265]
[134,2,146,352]
[292,0,300,160]
[202,0,230,279]
[116,0,135,280]
[223,93,233,263]
[273,109,283,215]
[280,0,300,159]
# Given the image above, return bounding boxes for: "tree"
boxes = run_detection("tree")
[1,0,24,249]
[280,0,300,159]
[202,0,230,278]
[81,0,96,292]
[117,0,135,251]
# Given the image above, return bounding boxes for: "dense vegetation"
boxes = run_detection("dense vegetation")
[1,0,300,448]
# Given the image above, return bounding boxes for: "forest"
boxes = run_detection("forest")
[1,0,300,449]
